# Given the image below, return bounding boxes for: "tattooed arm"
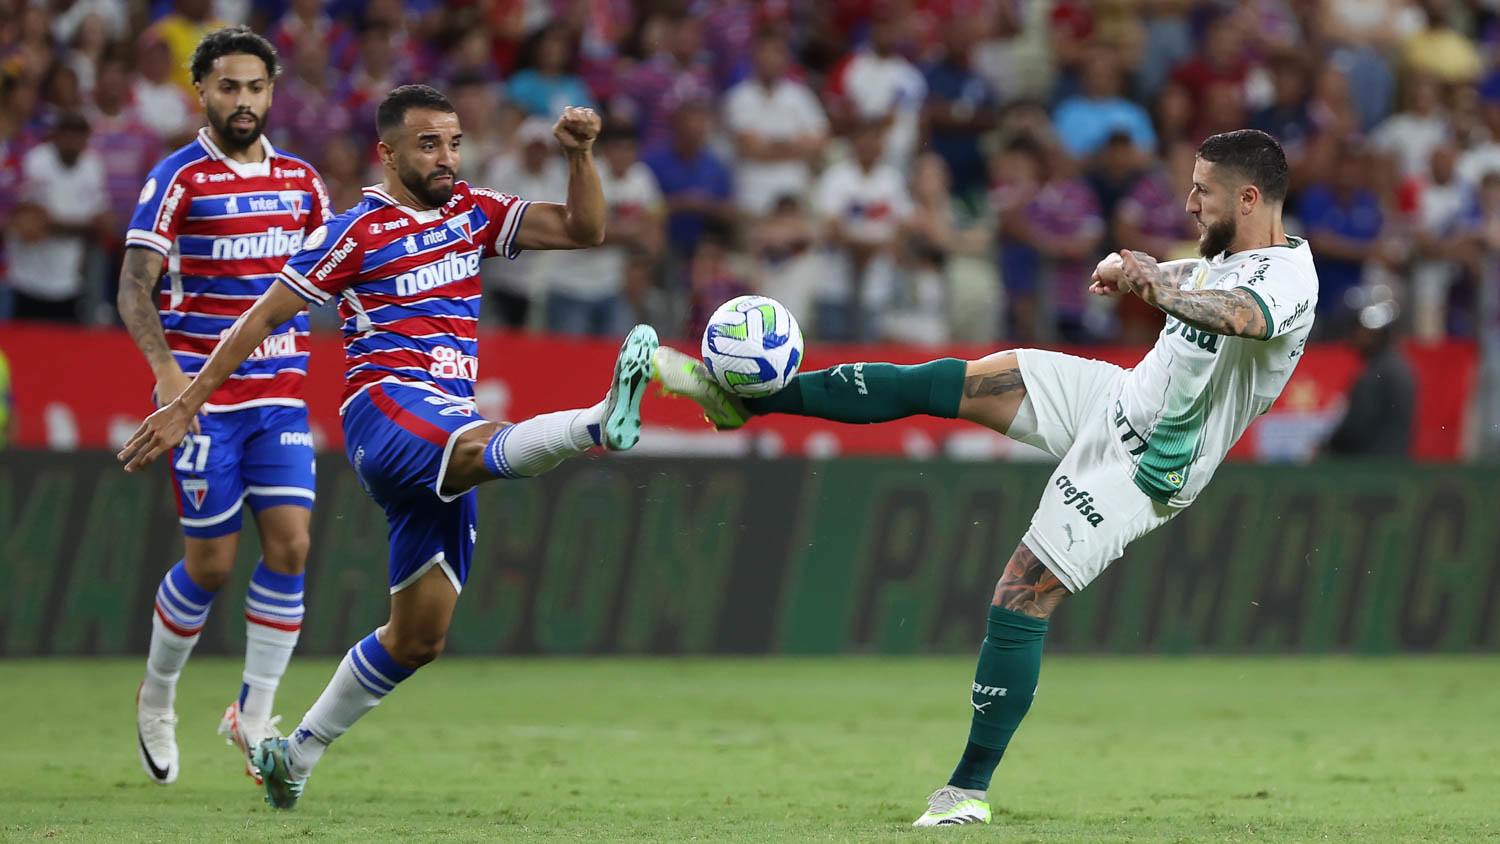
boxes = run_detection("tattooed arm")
[117,247,200,425]
[1115,250,1268,339]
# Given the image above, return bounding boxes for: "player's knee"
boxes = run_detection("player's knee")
[183,543,237,591]
[261,531,310,572]
[387,630,446,668]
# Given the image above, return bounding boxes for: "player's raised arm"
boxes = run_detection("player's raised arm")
[1116,250,1268,339]
[511,106,606,251]
[118,283,307,471]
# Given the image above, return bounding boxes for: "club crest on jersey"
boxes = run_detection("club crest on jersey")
[181,478,209,510]
[445,212,474,245]
[278,190,306,223]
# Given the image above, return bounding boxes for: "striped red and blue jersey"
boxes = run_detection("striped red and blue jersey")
[125,128,332,412]
[276,181,531,408]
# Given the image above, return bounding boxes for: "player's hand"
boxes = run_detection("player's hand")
[1116,250,1164,305]
[553,106,601,153]
[153,369,201,435]
[118,401,194,472]
[1089,252,1126,296]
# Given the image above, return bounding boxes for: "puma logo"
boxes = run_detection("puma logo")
[971,699,991,714]
[1063,524,1083,551]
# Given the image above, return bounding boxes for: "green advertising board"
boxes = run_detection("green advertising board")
[2,452,1496,656]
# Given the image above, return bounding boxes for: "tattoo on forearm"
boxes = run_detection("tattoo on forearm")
[992,545,1067,619]
[964,369,1024,399]
[1153,286,1266,338]
[117,249,174,370]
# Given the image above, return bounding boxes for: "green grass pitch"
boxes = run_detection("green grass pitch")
[1,656,1495,842]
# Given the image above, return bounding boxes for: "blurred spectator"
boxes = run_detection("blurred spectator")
[1371,72,1448,179]
[825,4,927,170]
[1054,49,1157,161]
[4,113,108,322]
[812,119,912,341]
[318,134,369,214]
[8,5,56,81]
[1404,1,1483,86]
[441,28,501,87]
[152,0,227,95]
[85,57,160,249]
[482,118,566,328]
[540,121,664,337]
[1319,0,1419,129]
[345,23,410,146]
[903,151,999,344]
[1408,143,1474,339]
[685,223,750,340]
[748,194,822,332]
[507,24,595,118]
[267,35,355,166]
[1134,0,1195,104]
[1297,143,1387,332]
[1086,131,1152,239]
[1168,15,1251,135]
[60,9,115,95]
[723,30,830,217]
[922,18,997,200]
[51,1,129,48]
[1249,57,1314,172]
[132,32,197,145]
[268,0,356,73]
[643,97,734,263]
[619,11,715,151]
[1323,298,1414,456]
[41,61,85,118]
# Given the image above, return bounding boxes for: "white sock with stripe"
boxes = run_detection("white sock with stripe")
[240,560,304,722]
[141,560,215,711]
[482,404,603,479]
[285,629,414,778]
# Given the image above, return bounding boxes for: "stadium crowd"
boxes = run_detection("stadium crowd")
[3,0,1500,348]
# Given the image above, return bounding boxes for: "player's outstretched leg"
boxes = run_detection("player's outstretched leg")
[913,543,1063,827]
[137,544,234,784]
[653,349,993,430]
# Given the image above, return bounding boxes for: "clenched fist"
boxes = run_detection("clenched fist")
[553,106,601,153]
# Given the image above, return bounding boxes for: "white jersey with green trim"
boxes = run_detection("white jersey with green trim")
[1110,236,1318,505]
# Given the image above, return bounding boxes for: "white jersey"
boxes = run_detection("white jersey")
[1112,236,1318,506]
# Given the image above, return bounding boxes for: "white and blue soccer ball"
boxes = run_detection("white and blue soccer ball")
[700,295,804,397]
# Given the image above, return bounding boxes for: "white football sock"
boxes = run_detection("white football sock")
[142,615,199,711]
[242,624,300,722]
[492,403,603,477]
[285,654,375,778]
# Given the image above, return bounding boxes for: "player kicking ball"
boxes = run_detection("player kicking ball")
[120,86,657,809]
[655,130,1318,826]
[119,26,333,787]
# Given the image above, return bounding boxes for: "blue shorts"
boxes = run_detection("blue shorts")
[341,381,489,594]
[171,404,316,539]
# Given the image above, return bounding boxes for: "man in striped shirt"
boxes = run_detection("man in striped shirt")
[118,26,331,788]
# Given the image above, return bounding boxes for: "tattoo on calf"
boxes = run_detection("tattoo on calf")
[964,369,1024,399]
[993,545,1067,618]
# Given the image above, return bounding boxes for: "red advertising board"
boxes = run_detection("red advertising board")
[0,323,1476,460]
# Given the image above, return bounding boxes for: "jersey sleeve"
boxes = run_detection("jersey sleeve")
[1234,256,1317,340]
[469,186,533,260]
[277,212,367,304]
[304,166,335,230]
[124,159,193,256]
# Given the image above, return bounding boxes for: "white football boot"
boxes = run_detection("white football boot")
[135,683,179,785]
[218,702,282,785]
[912,785,991,827]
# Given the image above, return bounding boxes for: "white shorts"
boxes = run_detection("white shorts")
[1008,349,1182,593]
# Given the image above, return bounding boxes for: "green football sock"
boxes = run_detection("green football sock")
[947,605,1049,791]
[741,359,965,422]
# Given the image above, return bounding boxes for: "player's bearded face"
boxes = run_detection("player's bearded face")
[199,54,273,152]
[207,100,267,149]
[1198,214,1236,258]
[397,153,457,207]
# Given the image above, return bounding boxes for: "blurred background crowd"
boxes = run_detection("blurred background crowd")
[3,0,1500,352]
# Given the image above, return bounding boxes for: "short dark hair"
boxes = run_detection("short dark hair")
[189,25,279,84]
[377,84,455,138]
[1196,129,1289,203]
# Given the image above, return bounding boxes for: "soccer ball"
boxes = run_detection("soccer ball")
[700,295,804,397]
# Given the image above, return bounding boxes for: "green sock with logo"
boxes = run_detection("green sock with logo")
[741,359,965,422]
[947,605,1049,791]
